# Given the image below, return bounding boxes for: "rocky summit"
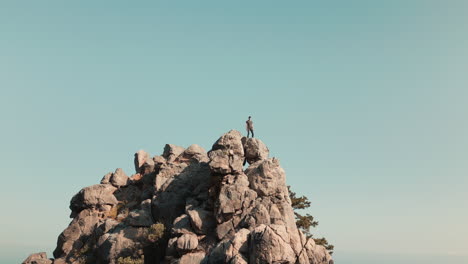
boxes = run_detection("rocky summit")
[23,130,333,264]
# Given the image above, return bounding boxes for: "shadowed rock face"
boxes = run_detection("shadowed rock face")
[24,130,333,264]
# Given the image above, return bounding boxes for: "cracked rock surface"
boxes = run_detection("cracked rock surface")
[24,130,333,264]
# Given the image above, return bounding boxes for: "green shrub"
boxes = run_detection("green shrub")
[147,223,165,243]
[108,202,129,221]
[288,185,334,255]
[314,237,335,253]
[117,256,144,264]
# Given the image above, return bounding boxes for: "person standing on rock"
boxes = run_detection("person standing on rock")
[246,116,254,138]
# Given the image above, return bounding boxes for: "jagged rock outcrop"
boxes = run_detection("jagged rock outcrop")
[135,150,155,175]
[69,184,118,217]
[24,130,333,264]
[242,137,269,165]
[22,252,53,264]
[208,130,245,174]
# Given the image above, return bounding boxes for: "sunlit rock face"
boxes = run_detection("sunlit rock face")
[24,130,333,264]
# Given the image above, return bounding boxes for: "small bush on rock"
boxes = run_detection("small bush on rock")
[117,256,144,264]
[288,186,334,255]
[108,202,129,221]
[147,223,165,243]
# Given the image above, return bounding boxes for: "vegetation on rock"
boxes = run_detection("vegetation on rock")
[288,185,334,254]
[108,201,129,220]
[117,256,144,264]
[146,223,165,243]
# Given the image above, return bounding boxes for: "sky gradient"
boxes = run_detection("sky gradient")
[1,1,468,263]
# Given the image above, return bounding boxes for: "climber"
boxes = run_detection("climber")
[246,116,254,138]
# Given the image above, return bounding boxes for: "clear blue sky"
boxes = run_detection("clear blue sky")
[1,1,467,263]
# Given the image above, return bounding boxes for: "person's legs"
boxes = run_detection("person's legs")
[247,130,250,138]
[251,129,254,138]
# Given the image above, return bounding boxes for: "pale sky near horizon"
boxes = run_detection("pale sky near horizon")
[1,1,468,263]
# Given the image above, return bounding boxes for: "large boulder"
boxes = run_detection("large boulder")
[297,236,334,264]
[152,161,211,232]
[230,229,250,255]
[134,150,150,170]
[22,252,52,264]
[216,174,257,223]
[179,251,206,264]
[163,144,185,162]
[134,150,155,175]
[249,224,296,264]
[176,233,199,253]
[153,155,166,166]
[208,130,245,175]
[205,227,249,264]
[96,225,148,264]
[98,218,120,235]
[242,137,269,164]
[177,144,208,163]
[245,158,287,197]
[154,163,187,191]
[209,228,250,262]
[53,209,101,259]
[101,169,131,187]
[100,172,112,184]
[69,184,118,215]
[172,214,194,235]
[126,199,153,227]
[186,207,216,235]
[110,168,130,187]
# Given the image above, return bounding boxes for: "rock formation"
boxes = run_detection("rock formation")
[24,130,333,264]
[22,252,53,264]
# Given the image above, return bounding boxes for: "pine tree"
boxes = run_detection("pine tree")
[288,186,334,255]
